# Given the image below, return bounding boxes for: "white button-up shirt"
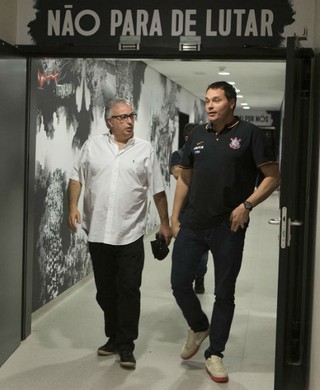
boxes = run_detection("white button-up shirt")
[70,133,165,245]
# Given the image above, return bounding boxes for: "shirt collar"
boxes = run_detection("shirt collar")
[206,116,240,133]
[107,132,135,147]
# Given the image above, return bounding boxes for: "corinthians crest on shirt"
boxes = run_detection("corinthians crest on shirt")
[229,137,242,150]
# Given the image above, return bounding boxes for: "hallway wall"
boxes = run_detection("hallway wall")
[0,0,17,44]
[30,57,206,311]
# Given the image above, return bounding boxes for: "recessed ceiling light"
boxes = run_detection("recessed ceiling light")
[243,106,250,110]
[241,103,248,106]
[237,95,243,98]
[218,66,230,76]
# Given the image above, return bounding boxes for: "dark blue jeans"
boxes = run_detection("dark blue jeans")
[89,237,145,352]
[171,221,246,358]
[195,251,209,278]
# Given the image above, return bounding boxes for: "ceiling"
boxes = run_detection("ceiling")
[143,59,286,112]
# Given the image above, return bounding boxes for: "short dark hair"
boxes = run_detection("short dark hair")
[183,123,198,138]
[206,81,237,105]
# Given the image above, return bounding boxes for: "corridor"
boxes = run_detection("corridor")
[0,193,280,390]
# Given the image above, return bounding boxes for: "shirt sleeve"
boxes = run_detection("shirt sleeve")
[69,140,89,184]
[170,150,182,171]
[149,147,165,195]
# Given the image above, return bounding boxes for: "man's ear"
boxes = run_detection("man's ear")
[106,118,112,129]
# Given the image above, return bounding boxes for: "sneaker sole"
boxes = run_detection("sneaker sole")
[206,368,229,383]
[181,344,201,360]
[180,329,210,360]
[120,361,136,369]
[97,350,116,356]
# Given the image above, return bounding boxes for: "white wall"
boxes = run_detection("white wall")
[282,0,315,46]
[315,1,320,47]
[0,0,17,44]
[16,0,35,45]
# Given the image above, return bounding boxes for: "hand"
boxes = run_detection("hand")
[229,204,250,232]
[68,207,81,233]
[158,223,172,246]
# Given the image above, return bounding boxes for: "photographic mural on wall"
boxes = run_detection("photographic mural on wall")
[32,57,206,310]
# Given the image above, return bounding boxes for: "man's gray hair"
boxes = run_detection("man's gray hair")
[104,98,134,121]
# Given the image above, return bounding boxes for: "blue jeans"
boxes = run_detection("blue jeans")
[171,221,246,358]
[195,251,208,278]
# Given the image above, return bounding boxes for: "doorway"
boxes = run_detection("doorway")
[21,48,315,390]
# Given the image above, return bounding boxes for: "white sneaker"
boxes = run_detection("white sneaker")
[206,355,229,383]
[180,328,209,359]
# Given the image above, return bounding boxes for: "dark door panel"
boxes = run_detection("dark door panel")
[274,37,315,390]
[0,58,27,366]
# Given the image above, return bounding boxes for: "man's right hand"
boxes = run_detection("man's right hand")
[67,179,82,232]
[68,208,81,233]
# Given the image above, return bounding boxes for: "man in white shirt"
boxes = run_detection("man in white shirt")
[67,98,172,369]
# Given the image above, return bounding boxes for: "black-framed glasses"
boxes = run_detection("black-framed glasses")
[111,112,137,123]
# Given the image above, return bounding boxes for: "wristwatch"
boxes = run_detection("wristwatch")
[243,201,253,211]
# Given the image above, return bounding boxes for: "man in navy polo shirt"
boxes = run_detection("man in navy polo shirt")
[170,81,281,383]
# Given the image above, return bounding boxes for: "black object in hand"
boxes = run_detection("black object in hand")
[150,233,169,260]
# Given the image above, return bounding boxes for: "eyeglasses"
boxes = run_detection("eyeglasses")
[111,112,137,123]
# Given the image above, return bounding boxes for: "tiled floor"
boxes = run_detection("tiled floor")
[0,193,280,390]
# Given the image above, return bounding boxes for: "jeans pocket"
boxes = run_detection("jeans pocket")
[222,219,232,232]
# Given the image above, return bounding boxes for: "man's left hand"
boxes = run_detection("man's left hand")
[229,204,250,232]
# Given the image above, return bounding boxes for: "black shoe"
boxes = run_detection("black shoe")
[119,350,136,369]
[97,338,117,356]
[194,277,205,294]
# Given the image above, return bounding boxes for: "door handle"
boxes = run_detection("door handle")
[268,218,280,225]
[268,208,303,248]
[290,220,303,226]
[268,218,303,227]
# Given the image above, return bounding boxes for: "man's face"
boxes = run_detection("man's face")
[205,88,235,125]
[106,102,136,143]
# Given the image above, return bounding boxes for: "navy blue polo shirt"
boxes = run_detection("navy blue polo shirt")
[170,146,185,171]
[180,118,276,229]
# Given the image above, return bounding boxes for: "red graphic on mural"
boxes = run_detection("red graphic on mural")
[37,69,59,88]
